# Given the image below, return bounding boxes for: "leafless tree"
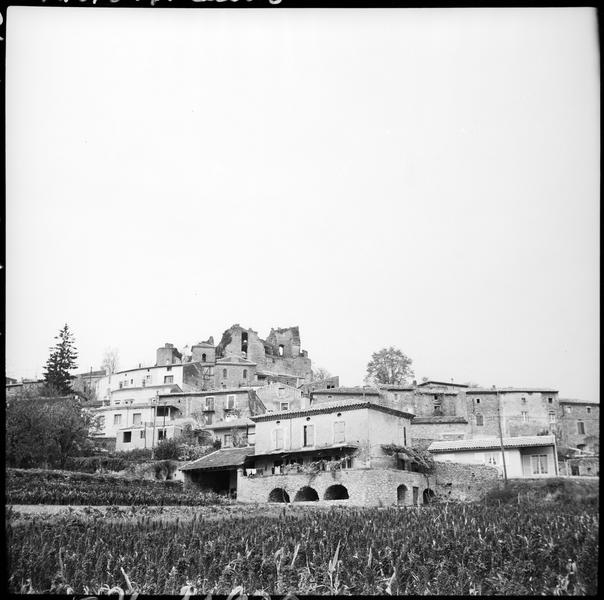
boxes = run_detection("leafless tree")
[312,366,332,381]
[101,347,120,375]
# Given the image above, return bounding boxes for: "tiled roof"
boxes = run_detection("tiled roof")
[180,447,253,471]
[203,417,255,430]
[312,387,380,396]
[252,442,358,458]
[466,387,558,394]
[429,435,556,453]
[252,399,414,422]
[412,416,468,425]
[378,384,415,391]
[559,398,599,406]
[158,388,253,398]
[216,355,257,366]
[417,381,469,388]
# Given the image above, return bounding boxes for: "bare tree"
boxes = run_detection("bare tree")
[101,347,120,375]
[312,366,332,381]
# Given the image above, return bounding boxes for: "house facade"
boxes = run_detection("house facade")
[428,435,559,478]
[558,398,599,455]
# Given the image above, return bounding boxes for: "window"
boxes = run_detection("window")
[587,407,591,414]
[167,366,172,372]
[224,434,232,448]
[158,428,166,441]
[280,402,289,411]
[548,397,553,404]
[205,414,213,425]
[577,421,585,434]
[114,414,122,425]
[164,375,174,384]
[130,379,133,385]
[549,411,556,423]
[139,430,145,439]
[227,395,236,409]
[521,411,528,423]
[394,393,399,401]
[123,431,132,443]
[565,406,572,414]
[223,369,228,378]
[274,428,284,450]
[205,397,215,411]
[403,426,407,446]
[303,424,314,447]
[475,398,481,404]
[485,452,499,466]
[531,454,548,474]
[133,413,142,426]
[243,369,247,379]
[475,414,484,427]
[334,421,345,443]
[521,397,526,404]
[278,345,284,356]
[577,444,586,451]
[201,353,207,362]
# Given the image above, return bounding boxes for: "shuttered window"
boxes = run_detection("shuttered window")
[334,421,345,443]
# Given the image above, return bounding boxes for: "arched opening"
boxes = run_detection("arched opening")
[268,488,290,503]
[201,353,207,362]
[324,484,349,500]
[293,486,319,502]
[423,488,436,505]
[243,369,247,379]
[278,345,284,357]
[397,484,408,504]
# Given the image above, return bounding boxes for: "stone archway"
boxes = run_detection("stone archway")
[293,486,319,502]
[324,484,349,500]
[423,488,436,505]
[268,488,290,503]
[397,484,408,504]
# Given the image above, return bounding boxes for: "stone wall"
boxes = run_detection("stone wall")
[558,456,600,477]
[432,461,500,502]
[558,404,599,453]
[237,468,428,506]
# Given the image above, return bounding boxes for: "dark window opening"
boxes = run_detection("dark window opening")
[293,486,319,502]
[423,488,436,505]
[577,421,585,434]
[412,486,419,505]
[324,485,349,500]
[202,353,207,362]
[397,484,408,504]
[223,369,228,378]
[123,431,131,443]
[268,488,290,503]
[303,424,314,447]
[243,369,247,379]
[476,414,484,427]
[241,332,248,354]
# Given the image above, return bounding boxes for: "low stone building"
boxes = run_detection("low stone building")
[558,398,599,455]
[428,435,559,478]
[181,395,501,505]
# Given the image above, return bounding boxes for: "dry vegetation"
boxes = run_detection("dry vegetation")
[7,501,598,595]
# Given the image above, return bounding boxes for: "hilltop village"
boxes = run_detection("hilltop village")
[7,323,599,506]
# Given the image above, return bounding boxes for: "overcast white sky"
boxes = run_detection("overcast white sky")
[6,7,599,399]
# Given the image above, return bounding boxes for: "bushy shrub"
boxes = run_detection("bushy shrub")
[154,438,181,460]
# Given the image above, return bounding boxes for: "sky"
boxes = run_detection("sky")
[5,7,599,400]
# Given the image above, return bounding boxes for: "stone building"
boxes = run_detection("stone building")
[429,435,559,478]
[254,382,308,413]
[180,395,501,505]
[216,324,313,384]
[380,381,562,446]
[558,398,599,455]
